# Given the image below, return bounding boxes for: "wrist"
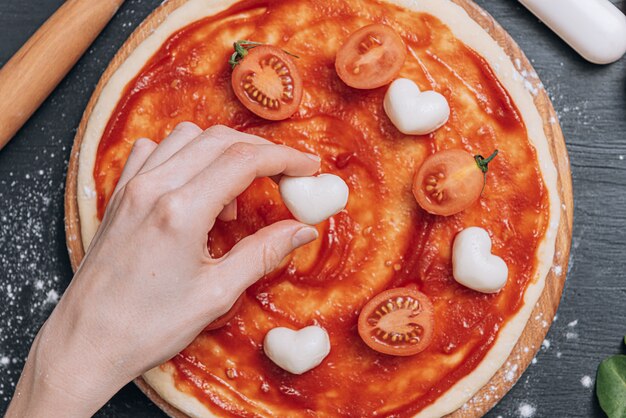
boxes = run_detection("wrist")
[36,324,122,411]
[7,296,130,417]
[40,295,132,393]
[7,333,116,418]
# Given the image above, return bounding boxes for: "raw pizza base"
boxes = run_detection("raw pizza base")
[74,0,561,416]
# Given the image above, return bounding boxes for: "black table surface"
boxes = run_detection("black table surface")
[1,1,625,417]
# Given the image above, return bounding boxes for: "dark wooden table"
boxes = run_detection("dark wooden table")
[0,1,624,417]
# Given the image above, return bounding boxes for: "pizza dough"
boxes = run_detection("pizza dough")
[75,0,561,416]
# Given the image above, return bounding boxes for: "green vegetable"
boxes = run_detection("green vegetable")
[228,40,264,68]
[228,40,300,69]
[596,338,626,418]
[473,149,498,194]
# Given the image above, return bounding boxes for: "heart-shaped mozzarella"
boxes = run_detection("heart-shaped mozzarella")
[383,78,450,135]
[452,227,508,293]
[279,174,349,225]
[263,326,331,374]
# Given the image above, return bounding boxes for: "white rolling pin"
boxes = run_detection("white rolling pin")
[519,0,626,64]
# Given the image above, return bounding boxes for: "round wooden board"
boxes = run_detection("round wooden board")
[64,0,574,416]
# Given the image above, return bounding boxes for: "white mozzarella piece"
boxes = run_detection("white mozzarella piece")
[452,227,508,294]
[383,78,450,136]
[279,174,349,225]
[263,326,331,375]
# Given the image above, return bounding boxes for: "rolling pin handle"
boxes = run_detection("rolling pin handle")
[0,0,126,150]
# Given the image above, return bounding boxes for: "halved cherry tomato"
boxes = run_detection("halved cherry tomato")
[204,294,244,331]
[231,44,303,120]
[413,149,497,217]
[358,287,434,356]
[335,24,407,89]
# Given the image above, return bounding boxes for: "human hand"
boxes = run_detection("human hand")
[7,123,320,417]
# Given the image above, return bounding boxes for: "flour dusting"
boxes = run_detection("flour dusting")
[0,109,71,405]
[518,402,536,418]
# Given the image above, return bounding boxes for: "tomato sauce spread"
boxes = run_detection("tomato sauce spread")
[94,0,550,415]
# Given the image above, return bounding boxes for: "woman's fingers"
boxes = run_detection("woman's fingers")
[103,138,157,227]
[88,137,157,256]
[154,125,274,188]
[180,142,321,225]
[113,138,157,195]
[217,200,238,222]
[215,220,318,291]
[139,121,203,173]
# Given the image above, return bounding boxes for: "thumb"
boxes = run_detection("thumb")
[216,220,318,290]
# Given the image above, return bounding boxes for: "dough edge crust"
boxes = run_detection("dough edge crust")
[75,0,561,416]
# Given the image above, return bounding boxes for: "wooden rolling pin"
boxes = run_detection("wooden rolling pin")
[0,0,126,150]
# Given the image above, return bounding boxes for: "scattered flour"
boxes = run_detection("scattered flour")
[45,290,60,305]
[81,185,96,199]
[518,402,536,418]
[512,69,543,97]
[581,375,593,388]
[568,319,578,327]
[0,92,72,406]
[505,364,519,381]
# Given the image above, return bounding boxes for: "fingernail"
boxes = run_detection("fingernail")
[305,153,321,162]
[292,226,319,247]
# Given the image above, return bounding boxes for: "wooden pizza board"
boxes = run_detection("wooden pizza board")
[64,0,574,416]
